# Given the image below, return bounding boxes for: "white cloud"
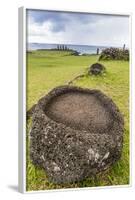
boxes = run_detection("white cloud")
[27,16,64,43]
[27,14,129,47]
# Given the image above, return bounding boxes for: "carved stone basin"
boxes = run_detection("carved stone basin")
[30,85,124,184]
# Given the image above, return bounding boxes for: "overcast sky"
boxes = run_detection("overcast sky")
[27,9,129,47]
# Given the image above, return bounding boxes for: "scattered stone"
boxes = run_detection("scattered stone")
[30,85,124,184]
[89,63,105,75]
[99,47,129,61]
[67,74,85,85]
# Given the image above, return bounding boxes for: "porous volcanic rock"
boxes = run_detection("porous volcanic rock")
[89,63,105,75]
[30,85,124,184]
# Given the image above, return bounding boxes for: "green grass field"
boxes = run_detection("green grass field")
[26,50,129,191]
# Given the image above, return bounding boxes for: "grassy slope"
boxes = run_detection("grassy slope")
[26,50,129,191]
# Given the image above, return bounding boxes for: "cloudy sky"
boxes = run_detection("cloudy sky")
[27,9,129,47]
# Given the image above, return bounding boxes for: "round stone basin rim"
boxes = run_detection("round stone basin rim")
[38,86,119,132]
[30,85,124,184]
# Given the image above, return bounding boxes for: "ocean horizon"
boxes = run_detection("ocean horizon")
[27,43,119,54]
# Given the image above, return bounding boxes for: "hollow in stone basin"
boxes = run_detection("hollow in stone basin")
[45,92,111,131]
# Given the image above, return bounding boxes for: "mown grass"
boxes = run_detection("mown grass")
[26,50,129,191]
